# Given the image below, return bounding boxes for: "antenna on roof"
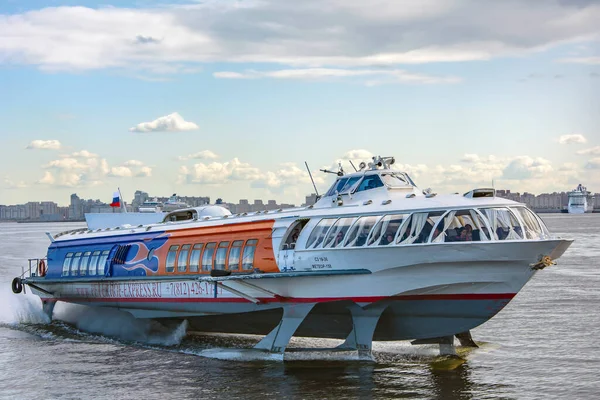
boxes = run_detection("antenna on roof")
[305,161,319,197]
[349,160,358,172]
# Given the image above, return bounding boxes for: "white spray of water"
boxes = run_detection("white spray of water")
[0,287,50,325]
[1,286,187,346]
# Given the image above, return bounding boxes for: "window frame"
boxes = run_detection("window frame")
[227,240,244,271]
[201,242,216,271]
[166,245,179,273]
[241,239,258,271]
[62,252,74,276]
[189,243,203,273]
[177,244,191,272]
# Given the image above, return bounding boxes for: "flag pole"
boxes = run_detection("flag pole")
[118,187,127,213]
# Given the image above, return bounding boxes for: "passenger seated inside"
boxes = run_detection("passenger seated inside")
[380,233,394,245]
[459,224,473,241]
[333,231,345,247]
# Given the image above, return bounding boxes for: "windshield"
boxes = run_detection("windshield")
[381,173,409,188]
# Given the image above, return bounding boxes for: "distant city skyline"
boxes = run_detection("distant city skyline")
[1,1,599,205]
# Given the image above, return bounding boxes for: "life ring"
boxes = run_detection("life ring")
[38,259,47,277]
[11,277,23,294]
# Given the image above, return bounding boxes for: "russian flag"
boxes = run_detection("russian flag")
[109,191,121,208]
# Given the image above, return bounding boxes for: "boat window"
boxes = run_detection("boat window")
[480,208,523,240]
[325,178,349,197]
[189,244,203,272]
[97,250,110,275]
[70,252,82,276]
[339,176,363,193]
[177,244,191,272]
[80,251,91,276]
[512,207,546,240]
[369,214,407,245]
[345,216,380,247]
[88,250,100,276]
[214,242,230,270]
[306,219,337,249]
[62,253,73,276]
[380,173,408,188]
[242,239,258,270]
[202,243,216,271]
[396,212,444,244]
[355,175,384,193]
[283,219,309,250]
[166,245,179,273]
[228,240,244,271]
[431,210,491,243]
[322,217,356,248]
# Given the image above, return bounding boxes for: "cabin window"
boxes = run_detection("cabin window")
[177,244,191,272]
[395,212,445,244]
[88,250,100,276]
[512,207,546,240]
[70,252,82,276]
[369,214,407,245]
[202,243,216,271]
[355,175,384,193]
[306,219,337,249]
[325,178,350,197]
[97,250,110,275]
[380,173,408,188]
[166,245,179,273]
[429,210,490,243]
[242,239,258,270]
[345,216,380,247]
[339,176,362,193]
[189,244,203,272]
[480,208,523,241]
[228,240,244,271]
[323,217,355,248]
[214,242,230,270]
[62,252,73,276]
[80,251,91,276]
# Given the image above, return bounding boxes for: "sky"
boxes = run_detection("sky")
[1,0,599,206]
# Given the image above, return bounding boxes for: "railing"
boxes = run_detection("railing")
[20,258,47,279]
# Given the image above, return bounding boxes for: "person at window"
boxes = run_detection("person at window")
[334,231,344,247]
[460,224,473,241]
[380,233,394,245]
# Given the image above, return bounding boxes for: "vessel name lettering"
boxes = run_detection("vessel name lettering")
[74,282,163,298]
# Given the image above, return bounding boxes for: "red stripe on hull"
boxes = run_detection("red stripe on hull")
[45,293,516,304]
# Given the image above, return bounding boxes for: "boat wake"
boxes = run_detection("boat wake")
[0,286,187,347]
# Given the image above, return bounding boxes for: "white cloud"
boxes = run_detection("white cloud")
[1,2,599,76]
[179,158,262,184]
[558,134,587,144]
[4,177,27,189]
[585,158,600,169]
[214,68,461,85]
[37,171,55,185]
[124,159,144,166]
[26,139,61,150]
[130,112,199,132]
[71,150,98,158]
[136,166,153,177]
[503,156,553,180]
[108,166,133,177]
[177,150,219,161]
[576,146,600,156]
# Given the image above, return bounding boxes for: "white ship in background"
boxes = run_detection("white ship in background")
[567,184,594,214]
